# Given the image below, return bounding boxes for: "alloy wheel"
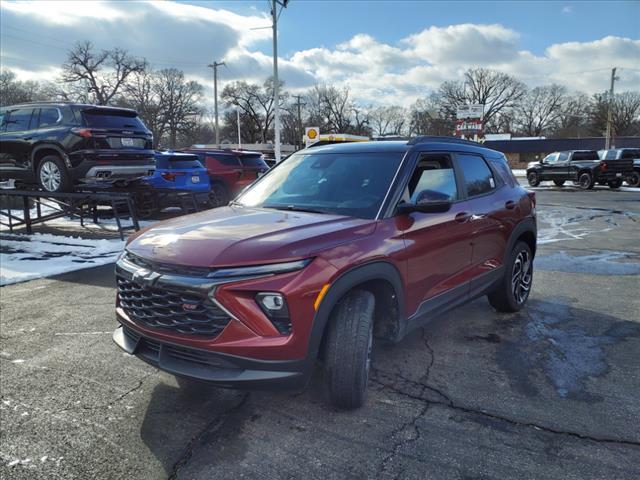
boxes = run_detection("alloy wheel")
[40,161,62,192]
[511,250,532,305]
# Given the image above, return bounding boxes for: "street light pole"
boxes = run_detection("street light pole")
[271,0,288,162]
[208,60,225,148]
[604,67,618,150]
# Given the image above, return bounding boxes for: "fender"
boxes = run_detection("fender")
[30,144,69,172]
[505,216,537,261]
[304,261,405,364]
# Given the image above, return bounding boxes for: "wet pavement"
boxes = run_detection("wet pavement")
[1,186,639,479]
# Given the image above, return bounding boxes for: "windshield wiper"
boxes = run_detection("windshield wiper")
[263,204,327,214]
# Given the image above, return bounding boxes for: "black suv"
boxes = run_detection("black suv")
[0,103,155,192]
[526,150,634,190]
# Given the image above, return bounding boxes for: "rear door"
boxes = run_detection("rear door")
[0,107,36,177]
[199,153,243,192]
[455,152,509,296]
[238,153,268,188]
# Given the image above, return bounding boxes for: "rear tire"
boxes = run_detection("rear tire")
[488,241,533,313]
[626,171,640,188]
[553,180,565,187]
[527,171,540,187]
[209,181,229,207]
[577,171,595,190]
[608,178,623,189]
[323,289,375,409]
[37,155,73,193]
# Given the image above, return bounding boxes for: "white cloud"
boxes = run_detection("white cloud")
[562,5,573,14]
[1,1,638,108]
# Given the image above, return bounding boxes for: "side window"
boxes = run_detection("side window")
[489,157,516,187]
[4,108,34,132]
[557,152,569,162]
[217,155,241,167]
[406,154,458,203]
[457,154,496,197]
[0,110,6,132]
[542,153,556,163]
[38,108,62,128]
[606,150,617,160]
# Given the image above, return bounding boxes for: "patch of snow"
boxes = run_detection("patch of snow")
[536,206,633,244]
[512,169,526,177]
[0,233,124,286]
[11,359,25,364]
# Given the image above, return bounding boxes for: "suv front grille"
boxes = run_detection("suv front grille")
[117,277,232,336]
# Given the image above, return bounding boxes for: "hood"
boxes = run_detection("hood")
[126,206,376,267]
[527,161,539,169]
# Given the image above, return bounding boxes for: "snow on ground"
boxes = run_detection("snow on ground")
[0,233,125,286]
[512,169,526,177]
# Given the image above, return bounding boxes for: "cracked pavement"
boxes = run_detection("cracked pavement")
[1,186,639,479]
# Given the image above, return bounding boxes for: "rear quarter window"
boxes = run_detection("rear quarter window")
[240,155,268,168]
[457,154,496,197]
[215,155,241,167]
[572,151,599,161]
[621,149,640,159]
[489,157,517,187]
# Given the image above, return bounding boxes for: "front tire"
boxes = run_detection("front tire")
[37,155,73,193]
[553,180,565,187]
[577,171,595,190]
[527,171,540,187]
[323,289,375,409]
[488,241,533,313]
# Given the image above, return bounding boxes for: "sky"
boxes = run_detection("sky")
[1,0,639,107]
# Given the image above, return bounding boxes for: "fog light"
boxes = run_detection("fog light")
[256,293,291,334]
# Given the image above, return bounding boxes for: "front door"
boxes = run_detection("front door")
[0,107,36,179]
[398,152,474,318]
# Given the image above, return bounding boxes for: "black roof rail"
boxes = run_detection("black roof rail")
[407,136,481,146]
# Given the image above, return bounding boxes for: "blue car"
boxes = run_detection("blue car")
[143,151,211,194]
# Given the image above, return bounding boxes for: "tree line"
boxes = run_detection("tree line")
[1,41,639,148]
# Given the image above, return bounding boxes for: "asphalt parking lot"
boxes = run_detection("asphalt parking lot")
[1,183,639,480]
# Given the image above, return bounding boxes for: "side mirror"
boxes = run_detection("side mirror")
[539,159,544,164]
[397,189,452,214]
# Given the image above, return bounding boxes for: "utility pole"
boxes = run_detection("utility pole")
[605,67,618,150]
[293,94,304,148]
[208,60,225,147]
[237,108,242,150]
[271,0,288,162]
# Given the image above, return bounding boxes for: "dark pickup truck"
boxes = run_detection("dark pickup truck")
[526,150,634,190]
[600,148,640,188]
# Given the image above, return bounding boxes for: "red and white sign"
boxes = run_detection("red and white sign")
[455,119,484,137]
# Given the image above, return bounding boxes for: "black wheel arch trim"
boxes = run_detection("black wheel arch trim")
[305,261,405,364]
[31,144,69,172]
[505,217,537,261]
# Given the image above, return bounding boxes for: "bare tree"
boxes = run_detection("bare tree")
[61,41,146,105]
[0,70,47,106]
[512,85,567,136]
[221,78,284,143]
[408,95,454,136]
[370,105,407,136]
[589,91,640,137]
[438,68,526,130]
[307,84,353,133]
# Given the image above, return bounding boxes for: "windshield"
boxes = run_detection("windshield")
[236,151,404,219]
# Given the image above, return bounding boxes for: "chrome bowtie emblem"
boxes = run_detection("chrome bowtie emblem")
[182,303,198,311]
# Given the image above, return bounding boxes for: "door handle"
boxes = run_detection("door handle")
[505,200,516,210]
[455,212,471,223]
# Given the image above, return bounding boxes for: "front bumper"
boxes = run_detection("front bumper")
[113,324,309,390]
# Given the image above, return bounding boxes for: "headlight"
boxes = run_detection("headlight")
[256,292,291,334]
[207,259,311,279]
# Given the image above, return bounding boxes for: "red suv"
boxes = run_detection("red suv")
[185,149,269,205]
[114,137,536,408]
